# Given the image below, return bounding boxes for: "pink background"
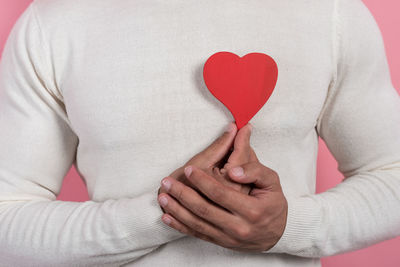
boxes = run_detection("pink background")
[1,0,399,265]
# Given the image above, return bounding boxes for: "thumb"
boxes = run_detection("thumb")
[190,121,237,168]
[223,123,257,170]
[227,161,279,189]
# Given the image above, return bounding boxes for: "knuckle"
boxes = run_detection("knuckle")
[191,220,206,234]
[264,165,278,178]
[270,168,278,176]
[266,168,280,184]
[192,151,207,166]
[212,166,222,176]
[211,133,228,149]
[175,187,185,203]
[247,208,262,223]
[234,225,252,240]
[254,165,264,178]
[271,169,280,181]
[195,204,210,218]
[215,134,227,145]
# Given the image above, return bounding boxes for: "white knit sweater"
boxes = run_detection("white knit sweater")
[0,0,399,266]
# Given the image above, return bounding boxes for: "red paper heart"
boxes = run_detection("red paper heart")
[203,51,278,130]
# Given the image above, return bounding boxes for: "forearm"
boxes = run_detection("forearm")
[265,0,400,257]
[265,162,400,257]
[0,187,185,266]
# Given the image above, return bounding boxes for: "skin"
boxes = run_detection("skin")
[158,122,253,199]
[157,122,288,252]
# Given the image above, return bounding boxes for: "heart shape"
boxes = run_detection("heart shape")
[203,51,278,129]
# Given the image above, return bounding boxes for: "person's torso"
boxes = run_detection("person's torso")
[35,0,334,265]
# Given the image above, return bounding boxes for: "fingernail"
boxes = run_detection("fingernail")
[162,216,172,225]
[232,167,244,177]
[184,165,193,177]
[161,178,171,191]
[159,196,168,207]
[225,122,235,133]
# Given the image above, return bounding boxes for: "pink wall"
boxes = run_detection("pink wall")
[1,1,399,266]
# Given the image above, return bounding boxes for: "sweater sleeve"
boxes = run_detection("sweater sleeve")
[264,0,400,257]
[0,3,184,266]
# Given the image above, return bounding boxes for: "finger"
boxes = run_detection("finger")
[211,167,246,193]
[227,161,280,189]
[214,144,234,169]
[158,194,240,247]
[193,122,237,168]
[225,147,258,171]
[231,123,252,163]
[212,167,235,188]
[160,176,242,231]
[184,165,257,217]
[158,176,171,195]
[161,214,216,244]
[157,187,167,213]
[223,123,257,170]
[234,122,252,152]
[249,147,258,162]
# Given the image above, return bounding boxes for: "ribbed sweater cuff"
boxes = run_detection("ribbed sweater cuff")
[263,195,322,256]
[114,187,186,248]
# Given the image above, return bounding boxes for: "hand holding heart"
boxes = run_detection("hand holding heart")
[159,51,278,200]
[158,122,252,211]
[158,123,288,252]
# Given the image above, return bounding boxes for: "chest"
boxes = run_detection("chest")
[58,1,333,198]
[63,52,331,153]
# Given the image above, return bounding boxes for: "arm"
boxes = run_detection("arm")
[264,0,400,257]
[0,3,184,266]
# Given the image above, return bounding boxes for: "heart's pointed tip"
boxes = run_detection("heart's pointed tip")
[235,121,245,131]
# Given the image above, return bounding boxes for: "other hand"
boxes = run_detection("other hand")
[157,124,288,252]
